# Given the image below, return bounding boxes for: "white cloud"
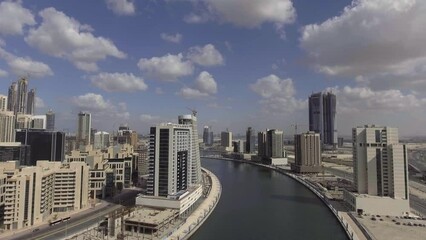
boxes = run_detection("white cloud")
[300,0,426,88]
[71,93,130,119]
[160,33,183,43]
[155,87,164,95]
[137,53,193,81]
[187,44,224,66]
[90,72,148,92]
[195,71,217,94]
[251,74,306,113]
[183,0,296,36]
[0,1,35,35]
[35,96,45,109]
[178,87,209,99]
[106,0,136,16]
[0,47,53,78]
[178,71,218,99]
[0,68,8,77]
[25,8,126,72]
[139,114,160,122]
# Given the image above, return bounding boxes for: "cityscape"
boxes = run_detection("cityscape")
[0,0,425,240]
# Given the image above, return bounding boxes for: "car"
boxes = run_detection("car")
[32,228,40,232]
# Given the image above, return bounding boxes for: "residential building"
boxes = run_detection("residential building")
[0,161,89,230]
[266,129,284,158]
[292,131,322,173]
[15,114,32,129]
[0,111,15,142]
[15,129,65,165]
[309,92,337,146]
[233,140,245,153]
[0,95,7,112]
[344,125,410,216]
[77,112,91,148]
[221,130,233,151]
[31,115,46,129]
[94,131,110,150]
[7,82,17,112]
[246,127,256,153]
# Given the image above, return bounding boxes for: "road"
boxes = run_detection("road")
[6,188,141,240]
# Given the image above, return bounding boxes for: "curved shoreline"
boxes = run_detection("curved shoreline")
[169,168,222,240]
[202,156,365,240]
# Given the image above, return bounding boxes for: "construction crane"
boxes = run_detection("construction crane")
[186,107,197,116]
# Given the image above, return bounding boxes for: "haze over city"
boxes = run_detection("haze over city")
[0,0,424,136]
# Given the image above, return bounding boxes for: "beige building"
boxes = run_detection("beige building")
[0,111,15,142]
[0,95,7,112]
[344,125,410,216]
[0,161,90,230]
[292,131,322,173]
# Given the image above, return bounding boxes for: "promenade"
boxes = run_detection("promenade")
[169,168,222,240]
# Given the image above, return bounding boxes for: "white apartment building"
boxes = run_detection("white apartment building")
[30,115,47,129]
[344,125,410,216]
[94,131,110,150]
[16,114,32,129]
[0,111,15,142]
[292,131,322,173]
[0,161,89,230]
[0,95,7,112]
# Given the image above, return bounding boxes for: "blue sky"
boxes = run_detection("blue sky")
[1,0,426,136]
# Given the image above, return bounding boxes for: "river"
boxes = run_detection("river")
[191,158,348,240]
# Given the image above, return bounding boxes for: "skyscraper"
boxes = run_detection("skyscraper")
[76,112,91,148]
[0,95,7,112]
[16,78,28,114]
[46,109,55,131]
[203,126,209,144]
[344,125,410,216]
[221,130,232,150]
[292,131,322,173]
[94,131,110,149]
[266,129,284,158]
[7,82,17,112]
[246,127,256,153]
[178,113,202,185]
[308,92,337,146]
[352,125,408,198]
[0,111,15,142]
[26,88,35,115]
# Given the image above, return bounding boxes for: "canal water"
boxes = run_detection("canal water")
[191,158,348,240]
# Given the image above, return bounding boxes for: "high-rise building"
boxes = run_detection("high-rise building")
[15,129,65,165]
[352,125,408,198]
[233,140,245,153]
[0,111,15,142]
[0,95,7,112]
[26,89,35,115]
[246,127,256,153]
[344,125,410,216]
[46,109,55,131]
[178,113,202,185]
[15,114,32,129]
[258,131,267,157]
[7,82,17,112]
[292,131,322,173]
[16,78,28,114]
[94,131,110,149]
[308,92,337,146]
[147,123,191,197]
[266,129,284,158]
[77,112,91,148]
[221,130,232,150]
[203,126,209,144]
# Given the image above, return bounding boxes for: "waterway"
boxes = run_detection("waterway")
[191,158,348,240]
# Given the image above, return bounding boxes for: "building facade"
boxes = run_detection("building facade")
[46,109,55,131]
[221,131,233,151]
[77,112,91,148]
[246,127,256,153]
[94,131,110,150]
[26,89,35,115]
[308,92,337,146]
[0,111,15,142]
[292,131,322,173]
[0,95,7,112]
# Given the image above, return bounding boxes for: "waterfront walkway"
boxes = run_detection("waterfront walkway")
[169,168,222,240]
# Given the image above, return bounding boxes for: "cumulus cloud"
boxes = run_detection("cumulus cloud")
[106,0,136,16]
[0,47,53,78]
[0,1,35,35]
[25,8,126,72]
[0,68,8,77]
[71,93,130,119]
[90,72,148,92]
[183,0,296,37]
[251,74,306,113]
[178,71,218,99]
[137,53,193,81]
[300,0,426,89]
[187,44,224,66]
[160,33,183,43]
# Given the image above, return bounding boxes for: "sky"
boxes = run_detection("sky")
[0,0,426,137]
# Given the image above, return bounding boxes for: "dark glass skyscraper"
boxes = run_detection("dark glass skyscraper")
[26,89,35,115]
[308,92,337,146]
[245,127,255,153]
[15,129,65,165]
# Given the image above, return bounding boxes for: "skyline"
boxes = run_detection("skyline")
[0,0,425,136]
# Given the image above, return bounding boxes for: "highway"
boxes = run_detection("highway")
[6,188,141,240]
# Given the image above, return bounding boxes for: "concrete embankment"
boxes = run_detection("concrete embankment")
[169,168,222,240]
[203,157,367,240]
